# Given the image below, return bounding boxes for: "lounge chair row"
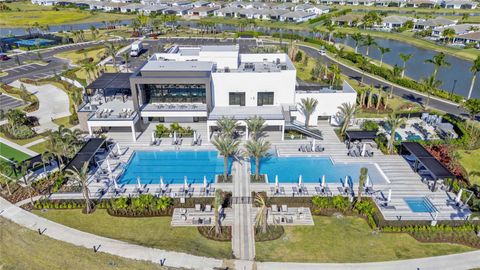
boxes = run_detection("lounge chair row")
[298,144,324,153]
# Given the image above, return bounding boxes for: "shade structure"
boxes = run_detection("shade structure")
[344,176,349,188]
[194,130,197,141]
[365,175,371,187]
[116,143,121,154]
[173,131,177,143]
[312,139,316,150]
[203,175,207,188]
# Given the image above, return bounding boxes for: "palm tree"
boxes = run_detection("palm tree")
[216,116,238,138]
[362,35,377,56]
[338,102,357,136]
[386,114,406,154]
[212,136,239,180]
[378,47,390,67]
[122,51,130,72]
[40,152,53,177]
[65,162,94,214]
[357,56,369,84]
[467,56,480,100]
[442,28,456,44]
[330,64,342,86]
[351,33,363,53]
[245,139,271,181]
[255,193,268,234]
[245,115,266,140]
[424,52,450,81]
[104,42,118,71]
[357,167,368,202]
[399,53,413,78]
[0,161,14,195]
[213,189,223,235]
[298,97,318,127]
[421,75,442,109]
[326,24,335,43]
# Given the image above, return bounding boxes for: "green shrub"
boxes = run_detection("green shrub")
[361,120,379,132]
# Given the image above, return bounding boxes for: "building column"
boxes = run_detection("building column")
[131,124,137,142]
[88,125,93,137]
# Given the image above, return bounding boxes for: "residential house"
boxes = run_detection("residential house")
[187,6,219,16]
[331,14,363,26]
[279,11,317,22]
[380,15,414,29]
[442,0,477,9]
[414,17,457,30]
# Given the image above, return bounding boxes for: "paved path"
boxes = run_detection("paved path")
[0,137,37,156]
[10,80,70,132]
[231,159,255,261]
[0,197,223,270]
[22,137,47,149]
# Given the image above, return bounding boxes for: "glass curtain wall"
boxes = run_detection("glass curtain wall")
[143,84,207,103]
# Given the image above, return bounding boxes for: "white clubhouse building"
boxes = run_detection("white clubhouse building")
[78,45,356,141]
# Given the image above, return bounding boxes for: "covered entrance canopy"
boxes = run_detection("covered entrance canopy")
[401,142,454,190]
[206,106,285,141]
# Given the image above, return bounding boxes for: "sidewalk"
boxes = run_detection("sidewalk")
[0,137,37,156]
[0,197,223,270]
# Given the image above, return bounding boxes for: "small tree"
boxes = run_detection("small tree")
[338,102,357,136]
[298,97,319,127]
[216,116,238,138]
[245,115,266,140]
[294,51,303,62]
[214,189,223,235]
[255,193,268,234]
[212,136,239,180]
[467,56,480,100]
[65,162,93,214]
[399,53,413,78]
[378,46,390,67]
[421,75,442,109]
[245,139,271,181]
[464,98,480,120]
[357,167,368,202]
[386,114,406,154]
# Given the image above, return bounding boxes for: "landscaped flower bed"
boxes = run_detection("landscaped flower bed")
[198,226,232,241]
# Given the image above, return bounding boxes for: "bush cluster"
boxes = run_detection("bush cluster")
[155,122,194,137]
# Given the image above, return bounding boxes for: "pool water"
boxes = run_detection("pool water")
[251,157,387,184]
[404,197,436,213]
[118,151,227,185]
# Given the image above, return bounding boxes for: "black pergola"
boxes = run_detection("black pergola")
[401,142,454,190]
[85,73,132,103]
[344,130,377,147]
[64,138,106,172]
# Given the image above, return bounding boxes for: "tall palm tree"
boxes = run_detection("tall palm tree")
[357,56,369,84]
[442,28,456,44]
[330,64,341,86]
[467,56,480,100]
[422,75,442,109]
[245,139,271,181]
[65,162,93,214]
[351,33,363,53]
[338,102,357,136]
[326,24,335,43]
[424,52,450,81]
[357,167,368,202]
[40,152,53,177]
[362,35,377,56]
[378,47,390,67]
[298,97,318,127]
[0,161,14,195]
[212,136,239,180]
[245,115,266,140]
[399,53,413,78]
[104,42,118,71]
[214,189,223,235]
[386,114,406,154]
[255,193,268,234]
[216,116,238,138]
[122,51,130,72]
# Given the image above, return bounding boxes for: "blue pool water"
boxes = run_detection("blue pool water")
[404,197,436,213]
[251,157,387,184]
[118,151,227,185]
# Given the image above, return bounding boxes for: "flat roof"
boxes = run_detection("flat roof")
[401,142,454,180]
[141,61,214,72]
[345,130,377,141]
[86,73,132,89]
[208,106,284,121]
[64,138,106,172]
[401,141,433,158]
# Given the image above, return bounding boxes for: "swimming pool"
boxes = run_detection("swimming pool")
[404,197,437,213]
[118,151,227,185]
[251,156,387,184]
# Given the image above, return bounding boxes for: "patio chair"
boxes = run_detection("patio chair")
[205,205,212,212]
[155,138,162,146]
[271,204,279,212]
[281,205,288,212]
[197,139,202,146]
[315,186,322,195]
[279,186,285,195]
[287,217,293,224]
[195,204,201,211]
[200,187,206,196]
[292,186,299,195]
[205,217,212,225]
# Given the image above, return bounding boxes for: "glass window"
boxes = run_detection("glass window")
[229,92,245,106]
[257,92,274,106]
[143,84,207,104]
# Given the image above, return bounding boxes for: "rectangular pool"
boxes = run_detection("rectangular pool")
[404,197,437,213]
[252,156,387,184]
[118,151,227,185]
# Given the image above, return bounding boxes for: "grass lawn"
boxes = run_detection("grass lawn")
[34,209,232,259]
[27,140,50,154]
[52,115,74,128]
[256,216,474,263]
[456,148,480,186]
[0,142,31,162]
[0,131,47,146]
[0,217,169,270]
[55,47,107,65]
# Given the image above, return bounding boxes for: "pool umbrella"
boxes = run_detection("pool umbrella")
[361,143,366,157]
[137,177,142,189]
[194,130,197,142]
[173,131,177,143]
[298,175,302,186]
[184,176,188,189]
[312,139,316,150]
[203,176,207,188]
[365,175,370,188]
[455,188,463,204]
[151,131,155,143]
[344,176,349,188]
[387,189,392,202]
[275,175,279,188]
[321,175,326,188]
[106,158,112,173]
[113,177,119,190]
[160,176,165,190]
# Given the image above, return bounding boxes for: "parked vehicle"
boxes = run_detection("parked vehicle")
[130,41,143,57]
[0,53,10,61]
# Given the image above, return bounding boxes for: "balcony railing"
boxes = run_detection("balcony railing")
[88,108,138,121]
[141,103,207,112]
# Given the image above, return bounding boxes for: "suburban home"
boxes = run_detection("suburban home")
[279,11,317,22]
[162,5,192,15]
[331,14,363,26]
[406,0,437,8]
[432,24,480,38]
[31,0,58,6]
[187,6,219,16]
[191,0,211,7]
[380,15,414,29]
[214,6,238,17]
[141,4,168,15]
[267,9,290,20]
[120,3,145,13]
[294,3,329,14]
[414,17,458,30]
[453,31,480,45]
[442,0,477,9]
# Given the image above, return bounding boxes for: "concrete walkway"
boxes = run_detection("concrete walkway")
[0,197,223,270]
[9,80,70,132]
[22,137,48,149]
[0,137,37,157]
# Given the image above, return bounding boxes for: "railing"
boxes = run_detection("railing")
[88,110,138,122]
[285,120,323,140]
[141,103,207,112]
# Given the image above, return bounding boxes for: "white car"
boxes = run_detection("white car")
[318,49,326,56]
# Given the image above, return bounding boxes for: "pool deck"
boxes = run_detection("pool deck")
[89,121,468,222]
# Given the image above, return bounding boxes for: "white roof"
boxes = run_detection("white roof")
[141,61,214,71]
